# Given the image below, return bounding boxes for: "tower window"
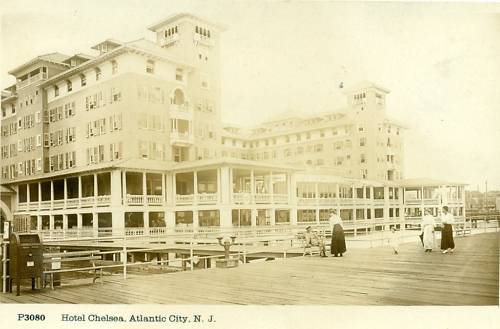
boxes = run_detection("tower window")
[146,60,155,74]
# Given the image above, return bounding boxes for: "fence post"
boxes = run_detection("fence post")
[190,240,194,271]
[2,240,7,293]
[122,237,127,279]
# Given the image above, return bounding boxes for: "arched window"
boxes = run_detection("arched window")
[173,89,184,105]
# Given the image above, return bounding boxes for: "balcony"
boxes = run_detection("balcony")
[160,34,179,47]
[298,198,317,206]
[97,195,111,206]
[80,197,95,207]
[197,193,218,204]
[17,72,48,90]
[176,194,194,205]
[66,198,80,208]
[273,194,289,204]
[146,195,164,206]
[126,195,144,206]
[170,104,193,121]
[233,192,252,204]
[52,200,65,209]
[170,131,194,147]
[17,202,27,212]
[193,33,213,46]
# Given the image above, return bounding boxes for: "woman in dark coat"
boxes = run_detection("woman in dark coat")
[329,209,346,257]
[440,206,455,254]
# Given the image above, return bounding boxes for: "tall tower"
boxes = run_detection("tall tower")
[148,13,226,160]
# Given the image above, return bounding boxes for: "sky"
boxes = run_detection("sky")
[1,0,499,191]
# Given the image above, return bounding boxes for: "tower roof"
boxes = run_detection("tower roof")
[343,80,390,94]
[147,13,226,32]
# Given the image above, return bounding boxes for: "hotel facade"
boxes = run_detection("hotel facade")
[0,14,466,237]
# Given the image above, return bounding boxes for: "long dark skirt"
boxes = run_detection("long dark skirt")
[441,224,455,250]
[331,224,346,255]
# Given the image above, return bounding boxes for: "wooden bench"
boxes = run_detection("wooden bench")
[43,250,103,289]
[296,232,328,256]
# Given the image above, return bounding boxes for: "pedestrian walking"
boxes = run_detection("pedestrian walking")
[440,206,455,254]
[389,227,400,254]
[422,209,436,252]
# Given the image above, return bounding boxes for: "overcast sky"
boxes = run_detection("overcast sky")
[1,0,499,191]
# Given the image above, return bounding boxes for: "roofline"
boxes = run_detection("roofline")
[40,43,194,88]
[7,55,70,76]
[147,13,227,32]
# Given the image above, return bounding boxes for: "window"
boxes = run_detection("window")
[176,68,183,81]
[54,85,59,97]
[80,74,87,87]
[111,60,118,74]
[200,73,209,89]
[359,137,366,147]
[146,60,155,74]
[314,144,323,152]
[67,80,72,92]
[95,67,101,81]
[360,154,366,164]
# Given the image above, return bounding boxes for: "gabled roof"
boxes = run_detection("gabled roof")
[8,52,70,75]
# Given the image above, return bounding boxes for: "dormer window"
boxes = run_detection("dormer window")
[95,67,101,81]
[146,60,155,74]
[67,80,72,92]
[54,85,59,97]
[111,60,118,74]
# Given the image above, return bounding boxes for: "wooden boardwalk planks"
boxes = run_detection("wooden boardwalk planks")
[1,232,497,305]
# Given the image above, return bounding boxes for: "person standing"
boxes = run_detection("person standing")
[389,227,400,254]
[329,209,346,257]
[421,209,436,252]
[440,206,455,254]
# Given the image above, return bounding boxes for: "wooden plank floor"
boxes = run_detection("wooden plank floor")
[1,232,498,305]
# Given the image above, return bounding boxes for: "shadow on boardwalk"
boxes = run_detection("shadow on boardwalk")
[1,232,498,305]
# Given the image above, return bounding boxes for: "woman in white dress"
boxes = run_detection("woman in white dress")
[421,209,436,252]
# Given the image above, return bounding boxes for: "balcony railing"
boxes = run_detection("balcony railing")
[97,195,111,206]
[254,193,272,203]
[160,33,179,47]
[126,195,144,205]
[40,200,51,210]
[194,33,213,46]
[52,200,65,209]
[197,193,218,204]
[233,192,252,204]
[17,202,27,211]
[176,194,194,205]
[170,131,194,146]
[80,196,95,207]
[66,198,80,208]
[273,194,289,204]
[16,72,47,90]
[146,195,163,205]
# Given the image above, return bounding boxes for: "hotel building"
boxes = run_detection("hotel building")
[0,13,466,237]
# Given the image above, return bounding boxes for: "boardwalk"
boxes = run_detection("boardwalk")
[1,232,498,305]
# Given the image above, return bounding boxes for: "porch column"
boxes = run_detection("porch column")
[161,173,166,204]
[143,211,149,234]
[219,208,232,228]
[78,176,82,199]
[290,207,297,226]
[37,215,42,231]
[370,186,375,222]
[192,210,199,229]
[38,183,41,207]
[77,213,82,229]
[269,208,276,226]
[193,171,198,205]
[288,173,297,205]
[142,172,147,197]
[165,210,175,227]
[166,173,174,205]
[363,186,368,220]
[93,173,98,198]
[250,169,255,203]
[269,171,274,203]
[49,215,54,230]
[420,186,425,219]
[122,171,127,203]
[251,209,257,227]
[63,178,67,207]
[220,167,231,204]
[63,214,68,230]
[92,213,98,232]
[110,170,122,206]
[26,184,30,203]
[173,173,177,205]
[314,183,319,206]
[50,181,54,204]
